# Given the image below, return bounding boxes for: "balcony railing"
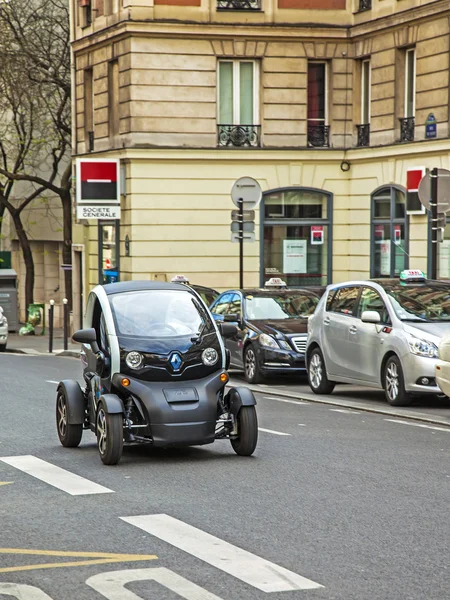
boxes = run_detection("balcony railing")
[217,124,261,147]
[87,130,94,152]
[358,0,371,11]
[356,124,370,147]
[399,117,415,142]
[307,124,330,148]
[217,0,261,9]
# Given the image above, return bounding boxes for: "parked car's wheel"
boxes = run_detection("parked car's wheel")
[384,355,412,406]
[56,388,83,448]
[308,347,335,395]
[96,403,123,465]
[231,406,258,456]
[0,344,5,352]
[244,346,264,384]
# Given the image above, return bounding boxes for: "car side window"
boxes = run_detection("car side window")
[227,294,242,316]
[357,287,391,325]
[329,286,360,316]
[325,289,336,312]
[211,293,233,315]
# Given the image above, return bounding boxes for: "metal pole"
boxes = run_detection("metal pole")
[63,298,68,351]
[48,300,54,354]
[431,167,438,280]
[239,198,244,289]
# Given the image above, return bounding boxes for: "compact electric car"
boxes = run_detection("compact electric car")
[0,307,8,352]
[56,281,258,464]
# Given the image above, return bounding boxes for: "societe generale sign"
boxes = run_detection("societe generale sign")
[76,158,121,220]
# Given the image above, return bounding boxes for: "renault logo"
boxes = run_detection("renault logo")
[169,352,183,372]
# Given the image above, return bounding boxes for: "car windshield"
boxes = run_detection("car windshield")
[385,284,450,322]
[245,293,318,320]
[110,289,213,337]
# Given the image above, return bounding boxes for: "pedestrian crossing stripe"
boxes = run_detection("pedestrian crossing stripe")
[0,549,158,575]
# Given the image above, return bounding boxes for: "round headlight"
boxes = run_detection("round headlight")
[202,347,218,366]
[125,351,143,370]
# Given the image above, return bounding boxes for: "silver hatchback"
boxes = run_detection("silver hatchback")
[306,271,450,406]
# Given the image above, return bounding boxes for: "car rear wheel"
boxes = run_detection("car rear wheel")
[244,346,264,384]
[56,389,83,448]
[96,403,123,465]
[384,356,412,406]
[231,406,258,456]
[308,348,335,395]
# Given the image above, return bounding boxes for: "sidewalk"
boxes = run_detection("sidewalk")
[6,327,81,358]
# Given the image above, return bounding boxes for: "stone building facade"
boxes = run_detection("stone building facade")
[70,0,450,327]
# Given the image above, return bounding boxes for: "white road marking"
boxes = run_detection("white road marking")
[120,514,323,592]
[0,456,114,496]
[0,583,53,599]
[329,409,360,414]
[87,567,225,600]
[298,424,306,427]
[263,396,309,405]
[385,419,450,433]
[258,427,291,436]
[46,380,59,384]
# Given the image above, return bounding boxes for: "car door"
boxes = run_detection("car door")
[226,293,245,367]
[324,286,361,378]
[352,286,391,383]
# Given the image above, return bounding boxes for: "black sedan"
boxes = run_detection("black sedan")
[209,288,320,383]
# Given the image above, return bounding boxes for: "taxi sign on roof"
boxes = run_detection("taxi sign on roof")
[171,275,190,284]
[265,277,287,288]
[400,269,426,282]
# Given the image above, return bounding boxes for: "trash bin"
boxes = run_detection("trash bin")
[0,269,18,332]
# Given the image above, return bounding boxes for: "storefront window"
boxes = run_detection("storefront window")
[98,221,120,284]
[371,186,408,278]
[262,188,331,287]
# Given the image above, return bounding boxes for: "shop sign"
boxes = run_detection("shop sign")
[76,158,120,220]
[311,225,324,245]
[283,239,307,274]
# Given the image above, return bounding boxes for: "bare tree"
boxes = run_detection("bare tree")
[0,0,72,311]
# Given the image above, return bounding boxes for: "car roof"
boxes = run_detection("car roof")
[218,288,319,297]
[102,280,190,295]
[326,278,450,292]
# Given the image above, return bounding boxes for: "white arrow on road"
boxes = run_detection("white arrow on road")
[120,514,323,593]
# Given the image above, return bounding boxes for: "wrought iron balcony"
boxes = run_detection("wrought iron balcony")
[217,124,261,147]
[356,124,370,147]
[217,0,261,9]
[307,124,330,148]
[87,130,94,152]
[399,117,415,142]
[358,0,371,11]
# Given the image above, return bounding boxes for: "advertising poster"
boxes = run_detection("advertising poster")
[311,226,324,245]
[380,241,391,276]
[283,239,307,274]
[375,224,384,243]
[394,224,402,245]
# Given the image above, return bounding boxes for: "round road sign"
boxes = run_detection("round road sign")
[418,168,450,213]
[231,177,262,209]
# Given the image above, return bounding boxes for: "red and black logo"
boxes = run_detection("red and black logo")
[80,162,118,201]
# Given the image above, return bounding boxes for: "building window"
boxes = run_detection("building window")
[108,60,119,139]
[217,60,260,147]
[79,0,92,27]
[400,48,415,142]
[357,59,370,147]
[84,68,94,152]
[307,62,329,147]
[262,188,332,287]
[371,186,409,278]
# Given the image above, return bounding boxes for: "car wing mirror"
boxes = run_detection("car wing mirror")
[361,310,381,324]
[72,327,98,345]
[219,322,238,338]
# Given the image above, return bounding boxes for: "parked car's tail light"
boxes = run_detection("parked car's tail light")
[125,351,143,369]
[202,348,218,366]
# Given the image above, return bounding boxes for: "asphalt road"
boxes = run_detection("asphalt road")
[1,354,450,600]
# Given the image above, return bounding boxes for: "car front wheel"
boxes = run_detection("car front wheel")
[231,406,258,456]
[96,403,124,465]
[384,356,411,406]
[244,346,263,384]
[56,388,83,448]
[308,348,335,395]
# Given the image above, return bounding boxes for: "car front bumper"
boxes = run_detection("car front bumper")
[402,353,441,394]
[436,360,450,396]
[255,346,306,376]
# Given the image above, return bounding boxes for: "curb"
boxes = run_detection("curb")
[236,381,450,429]
[6,348,80,358]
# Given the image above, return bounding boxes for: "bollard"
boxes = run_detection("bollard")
[63,298,69,351]
[48,300,55,353]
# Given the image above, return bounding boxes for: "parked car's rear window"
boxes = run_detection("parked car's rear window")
[328,286,360,316]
